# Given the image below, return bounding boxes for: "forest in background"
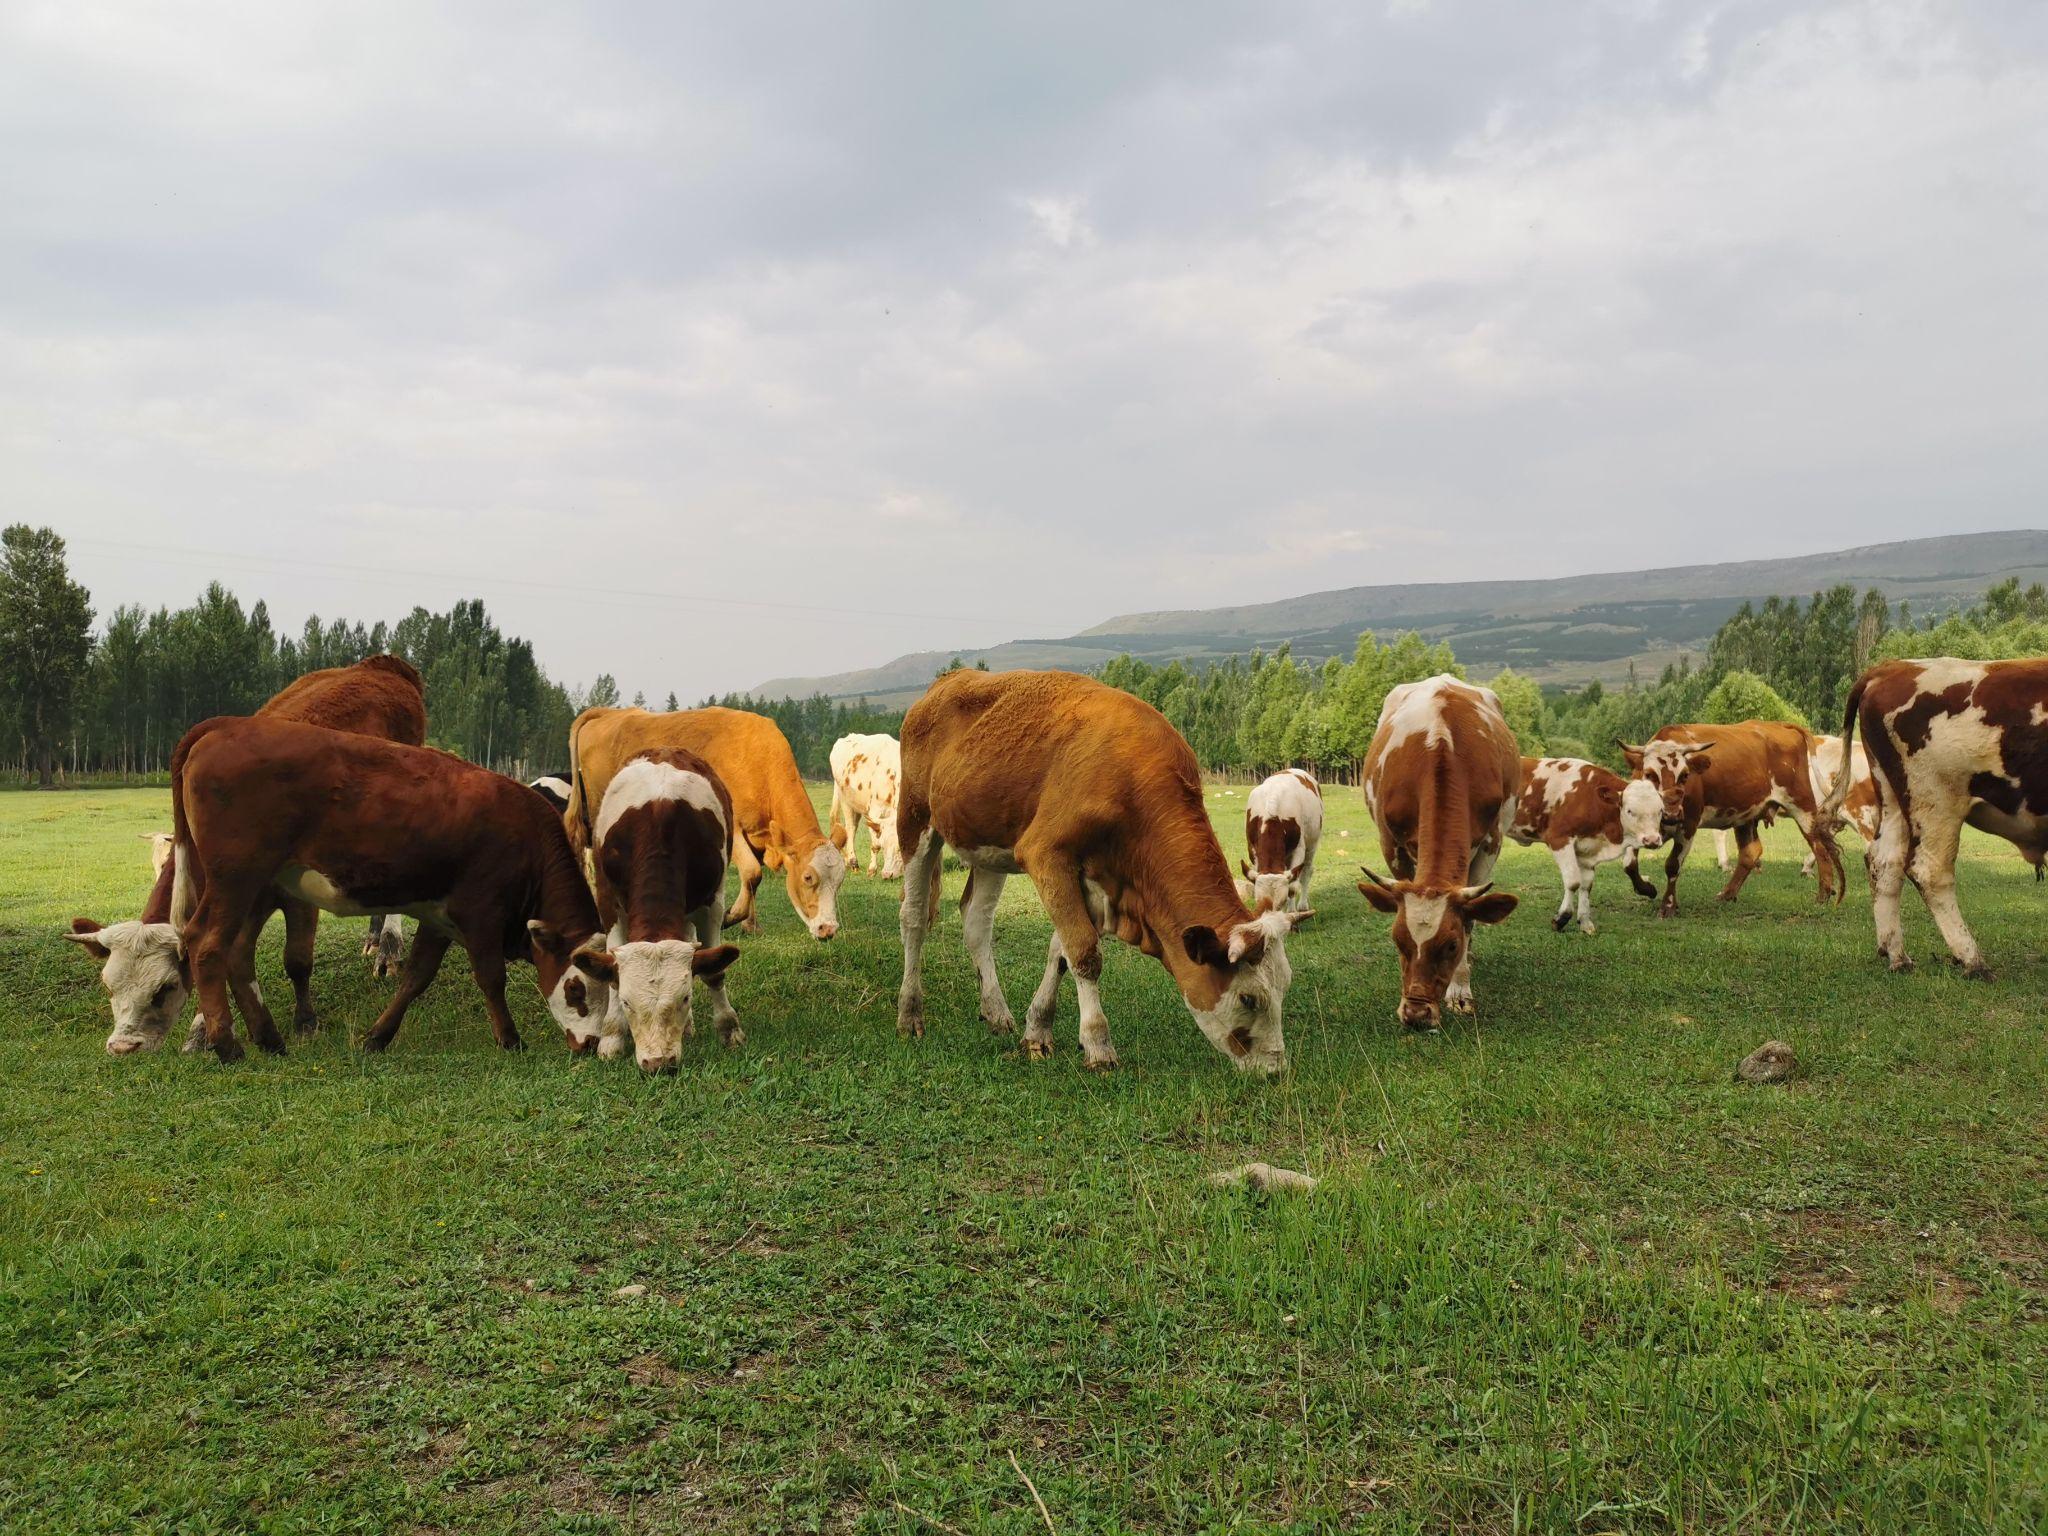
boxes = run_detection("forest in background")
[6,522,2047,788]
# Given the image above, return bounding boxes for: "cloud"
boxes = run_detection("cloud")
[1,0,2043,698]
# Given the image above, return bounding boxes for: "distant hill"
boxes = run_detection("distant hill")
[754,530,2048,706]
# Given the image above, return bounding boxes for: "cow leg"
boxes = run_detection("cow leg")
[362,926,451,1051]
[690,904,744,1048]
[865,814,885,875]
[281,898,319,1033]
[370,915,406,979]
[1023,931,1065,1057]
[226,909,287,1055]
[597,919,631,1058]
[1870,796,1913,970]
[1657,826,1695,917]
[1713,829,1732,871]
[723,835,765,933]
[1022,850,1114,1065]
[1575,854,1599,934]
[896,828,945,1038]
[185,879,265,1064]
[1783,803,1844,906]
[1907,816,1988,978]
[1623,848,1658,900]
[1717,823,1764,901]
[465,941,526,1050]
[959,869,1015,1034]
[1547,846,1578,932]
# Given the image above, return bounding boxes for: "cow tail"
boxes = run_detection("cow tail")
[166,718,229,948]
[565,712,594,858]
[1820,672,1869,827]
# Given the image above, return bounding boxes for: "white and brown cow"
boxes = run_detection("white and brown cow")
[894,669,1308,1073]
[1830,657,2048,978]
[67,654,428,1055]
[158,715,612,1063]
[582,748,743,1072]
[568,707,847,940]
[1619,721,1844,915]
[1358,676,1522,1029]
[829,732,904,878]
[1238,769,1322,913]
[1509,757,1665,934]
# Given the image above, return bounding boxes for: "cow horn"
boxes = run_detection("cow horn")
[1358,866,1391,888]
[1455,881,1495,902]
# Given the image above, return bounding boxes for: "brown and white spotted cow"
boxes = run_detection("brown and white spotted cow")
[582,748,743,1072]
[894,669,1309,1073]
[567,707,847,940]
[1358,676,1522,1029]
[163,716,610,1063]
[1830,657,2048,978]
[1238,769,1323,914]
[1618,721,1843,917]
[829,732,904,878]
[1508,757,1666,934]
[66,653,427,1055]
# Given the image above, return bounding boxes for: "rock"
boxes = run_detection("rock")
[613,1283,648,1298]
[1736,1041,1798,1084]
[1208,1161,1318,1194]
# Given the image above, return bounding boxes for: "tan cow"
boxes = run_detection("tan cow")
[894,669,1308,1073]
[1358,676,1522,1029]
[829,732,904,878]
[1830,657,2048,978]
[1509,757,1665,934]
[1618,720,1843,915]
[567,706,846,940]
[1711,734,1880,877]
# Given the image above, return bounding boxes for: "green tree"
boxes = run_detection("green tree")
[0,526,95,786]
[1700,670,1808,728]
[1486,668,1547,753]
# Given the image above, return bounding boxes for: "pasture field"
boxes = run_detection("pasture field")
[1,784,2044,1535]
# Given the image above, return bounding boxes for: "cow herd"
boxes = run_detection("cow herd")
[59,651,2048,1075]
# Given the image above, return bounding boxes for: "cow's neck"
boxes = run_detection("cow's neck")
[534,816,600,943]
[621,836,695,943]
[1414,749,1474,889]
[1122,797,1244,1011]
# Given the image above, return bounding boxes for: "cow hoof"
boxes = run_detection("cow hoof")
[1886,954,1914,973]
[982,1009,1015,1036]
[721,1027,746,1050]
[1657,904,1678,920]
[498,1034,527,1052]
[1579,923,1598,937]
[1023,1037,1054,1061]
[1962,961,1994,982]
[294,1012,319,1035]
[1715,891,1739,903]
[212,1037,245,1064]
[1551,911,1571,932]
[896,1000,925,1039]
[256,1034,287,1057]
[1083,1053,1119,1072]
[1447,999,1476,1017]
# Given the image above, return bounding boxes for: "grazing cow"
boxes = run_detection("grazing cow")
[1508,757,1665,934]
[527,774,573,814]
[164,716,610,1063]
[583,749,743,1071]
[829,733,904,878]
[1618,721,1844,916]
[567,707,846,940]
[894,669,1308,1073]
[1358,676,1522,1029]
[1829,657,2048,978]
[66,654,427,1055]
[1237,769,1323,913]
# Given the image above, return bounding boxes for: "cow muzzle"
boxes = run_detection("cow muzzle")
[638,1055,680,1076]
[810,921,838,941]
[1398,996,1441,1031]
[561,1030,599,1056]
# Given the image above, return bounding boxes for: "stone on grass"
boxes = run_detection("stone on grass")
[1208,1161,1318,1194]
[1736,1041,1798,1084]
[613,1283,648,1299]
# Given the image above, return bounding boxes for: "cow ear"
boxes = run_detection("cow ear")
[1239,857,1251,878]
[1596,780,1621,806]
[1182,925,1229,968]
[65,918,111,960]
[829,823,849,850]
[1226,925,1267,966]
[1356,881,1400,915]
[691,944,740,979]
[1462,891,1520,926]
[572,946,618,983]
[1684,751,1713,775]
[527,919,571,957]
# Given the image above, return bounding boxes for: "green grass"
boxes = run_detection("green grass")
[1,784,2043,1534]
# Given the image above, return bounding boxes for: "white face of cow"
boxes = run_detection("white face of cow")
[1248,870,1298,913]
[1183,909,1307,1074]
[793,842,847,940]
[1619,778,1666,850]
[67,920,188,1054]
[605,939,741,1073]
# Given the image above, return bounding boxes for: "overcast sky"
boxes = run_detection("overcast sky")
[5,1,2045,701]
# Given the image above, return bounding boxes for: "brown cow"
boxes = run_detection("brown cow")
[894,669,1308,1073]
[166,716,610,1063]
[583,748,743,1071]
[1358,676,1521,1029]
[567,707,846,940]
[1238,768,1323,913]
[65,654,427,1054]
[1508,756,1665,934]
[1829,657,2048,978]
[1618,721,1843,916]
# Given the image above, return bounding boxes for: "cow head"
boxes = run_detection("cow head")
[1617,777,1665,849]
[787,840,847,940]
[1617,738,1712,821]
[1355,870,1517,1030]
[1179,905,1312,1074]
[602,938,740,1073]
[66,918,189,1055]
[1238,857,1303,914]
[527,921,617,1051]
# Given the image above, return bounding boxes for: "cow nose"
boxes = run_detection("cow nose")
[639,1057,679,1076]
[105,1038,145,1056]
[813,922,837,941]
[1397,998,1440,1031]
[562,1031,597,1056]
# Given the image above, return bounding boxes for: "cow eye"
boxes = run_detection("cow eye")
[1239,991,1259,1011]
[151,982,177,1008]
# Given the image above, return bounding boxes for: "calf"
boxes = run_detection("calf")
[1830,657,2048,978]
[67,654,427,1054]
[568,706,847,939]
[144,831,175,877]
[1619,721,1844,915]
[895,669,1308,1073]
[1358,676,1522,1029]
[829,733,904,878]
[1237,769,1323,914]
[166,716,610,1063]
[582,749,743,1072]
[1508,757,1664,934]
